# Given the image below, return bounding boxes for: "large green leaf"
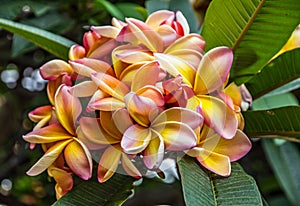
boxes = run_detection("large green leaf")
[94,0,125,20]
[262,139,300,206]
[246,49,300,99]
[53,174,135,206]
[177,156,263,206]
[251,92,299,110]
[243,106,300,143]
[0,18,76,60]
[201,0,300,84]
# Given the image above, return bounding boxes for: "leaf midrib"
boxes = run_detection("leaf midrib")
[232,0,266,51]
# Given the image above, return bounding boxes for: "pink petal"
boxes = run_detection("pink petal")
[23,123,72,143]
[145,10,175,29]
[65,139,92,180]
[126,18,164,52]
[143,134,164,170]
[40,60,73,80]
[194,47,233,94]
[79,117,120,145]
[121,153,142,179]
[112,108,134,134]
[202,129,252,162]
[69,45,86,61]
[91,25,121,38]
[116,49,154,64]
[91,72,129,101]
[121,124,152,154]
[87,97,125,112]
[196,150,231,177]
[197,95,238,139]
[70,58,114,77]
[69,81,98,97]
[124,92,158,127]
[152,107,203,130]
[54,85,82,136]
[131,61,160,92]
[153,122,197,151]
[26,139,72,176]
[154,53,195,87]
[100,111,123,140]
[165,34,205,55]
[98,145,122,183]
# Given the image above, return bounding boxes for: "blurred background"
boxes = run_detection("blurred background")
[0,0,299,205]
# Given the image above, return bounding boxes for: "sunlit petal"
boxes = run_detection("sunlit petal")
[194,47,233,94]
[79,117,120,144]
[98,145,122,183]
[121,124,152,154]
[112,108,134,133]
[70,58,114,77]
[100,111,123,140]
[202,129,252,162]
[69,45,86,61]
[116,49,154,64]
[47,75,72,105]
[156,24,178,47]
[131,61,160,92]
[145,10,174,29]
[165,34,205,54]
[69,81,98,97]
[28,105,52,124]
[135,86,164,107]
[64,139,92,180]
[88,97,125,112]
[40,60,73,80]
[55,85,82,136]
[152,107,203,129]
[154,53,195,87]
[121,153,142,179]
[91,25,121,38]
[124,92,158,126]
[143,132,164,170]
[26,140,72,176]
[197,95,238,139]
[91,72,129,101]
[77,126,106,150]
[23,123,72,143]
[196,150,231,177]
[153,122,197,151]
[126,18,164,52]
[166,49,203,70]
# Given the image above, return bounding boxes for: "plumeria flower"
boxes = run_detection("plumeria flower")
[186,125,252,176]
[79,109,141,183]
[23,85,93,180]
[47,156,73,200]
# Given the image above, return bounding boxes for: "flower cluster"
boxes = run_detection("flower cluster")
[23,10,252,199]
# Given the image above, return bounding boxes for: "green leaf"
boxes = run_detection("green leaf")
[115,3,147,21]
[145,0,199,33]
[11,12,75,57]
[0,18,76,60]
[94,0,125,20]
[262,139,300,205]
[145,0,170,13]
[201,0,300,84]
[177,156,263,206]
[246,49,300,99]
[243,106,300,143]
[251,92,299,110]
[53,174,134,206]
